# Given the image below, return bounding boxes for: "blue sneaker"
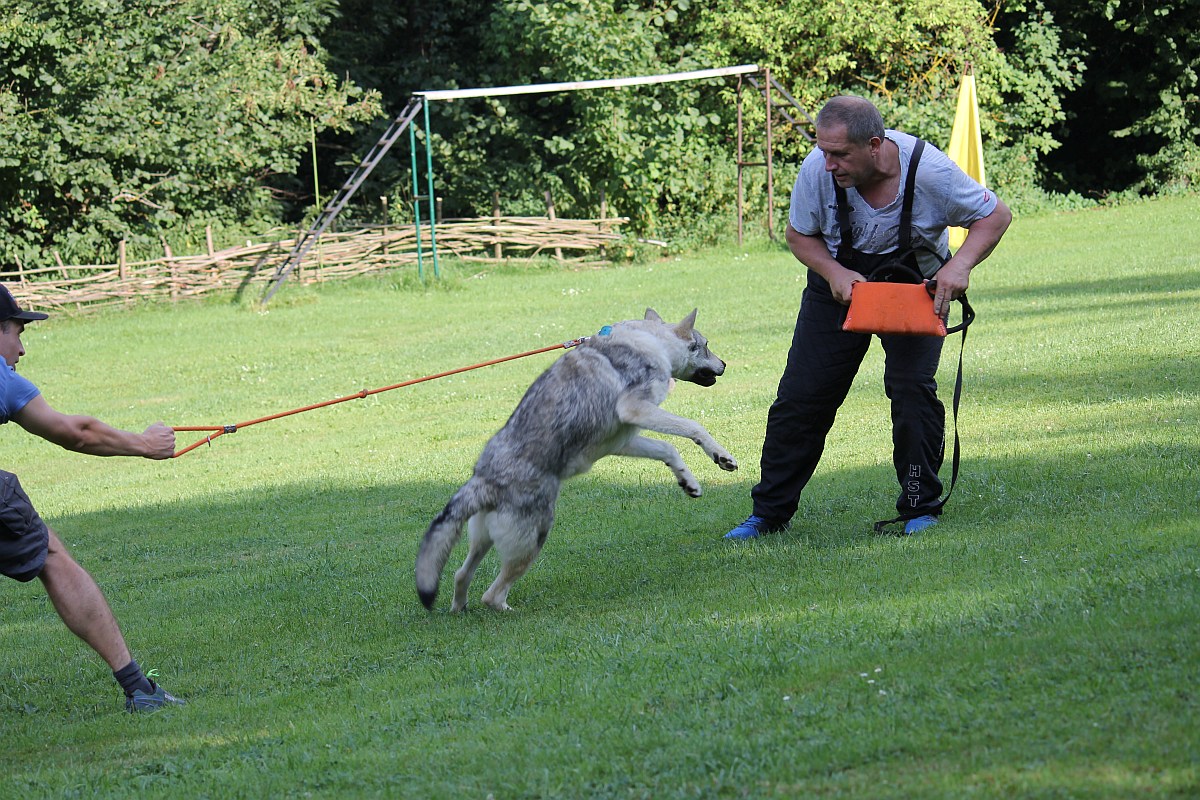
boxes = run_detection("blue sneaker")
[723,515,788,541]
[903,514,938,535]
[126,683,186,713]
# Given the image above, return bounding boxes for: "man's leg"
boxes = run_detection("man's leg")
[38,529,133,671]
[751,291,872,523]
[37,529,186,711]
[881,333,946,516]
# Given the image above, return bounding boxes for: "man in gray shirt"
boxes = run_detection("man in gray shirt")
[725,95,1011,540]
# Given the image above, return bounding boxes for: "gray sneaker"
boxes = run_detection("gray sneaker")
[126,683,186,713]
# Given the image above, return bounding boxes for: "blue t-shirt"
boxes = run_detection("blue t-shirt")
[0,361,40,424]
[789,129,999,277]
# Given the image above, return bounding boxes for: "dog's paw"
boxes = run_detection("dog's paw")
[677,476,703,498]
[712,449,739,472]
[483,599,514,612]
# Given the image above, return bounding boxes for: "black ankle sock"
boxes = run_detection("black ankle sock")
[113,660,154,696]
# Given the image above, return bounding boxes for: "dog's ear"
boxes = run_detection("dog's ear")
[675,308,698,339]
[644,308,663,323]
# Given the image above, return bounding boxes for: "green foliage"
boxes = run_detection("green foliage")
[1036,0,1200,195]
[3,0,1195,265]
[409,0,735,236]
[693,0,1088,212]
[463,0,729,231]
[322,0,1091,235]
[974,1,1085,208]
[0,0,380,266]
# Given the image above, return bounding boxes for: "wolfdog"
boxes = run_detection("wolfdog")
[415,308,737,611]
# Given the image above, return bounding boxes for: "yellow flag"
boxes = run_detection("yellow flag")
[946,73,985,250]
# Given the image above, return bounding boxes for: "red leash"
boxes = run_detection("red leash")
[172,336,590,457]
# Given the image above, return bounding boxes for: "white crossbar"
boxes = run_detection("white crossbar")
[416,64,759,101]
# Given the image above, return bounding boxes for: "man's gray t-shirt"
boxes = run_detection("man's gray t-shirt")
[789,129,998,277]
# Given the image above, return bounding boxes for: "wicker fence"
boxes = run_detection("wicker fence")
[2,215,627,314]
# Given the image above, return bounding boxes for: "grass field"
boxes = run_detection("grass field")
[2,196,1197,798]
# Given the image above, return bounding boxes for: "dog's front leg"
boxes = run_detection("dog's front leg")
[617,435,703,497]
[616,398,738,472]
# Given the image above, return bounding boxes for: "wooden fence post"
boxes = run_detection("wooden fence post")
[296,226,305,280]
[492,191,503,261]
[163,237,177,300]
[205,225,215,257]
[118,240,127,280]
[54,251,82,310]
[598,189,608,260]
[381,196,390,256]
[545,190,563,261]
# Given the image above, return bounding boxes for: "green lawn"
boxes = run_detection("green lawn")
[2,196,1197,798]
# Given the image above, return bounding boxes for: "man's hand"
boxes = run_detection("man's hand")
[930,198,1012,319]
[931,259,971,320]
[829,267,867,306]
[142,422,176,460]
[785,225,866,305]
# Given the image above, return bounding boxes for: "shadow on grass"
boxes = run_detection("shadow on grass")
[968,348,1199,407]
[3,443,1195,795]
[983,270,1198,304]
[21,425,1197,627]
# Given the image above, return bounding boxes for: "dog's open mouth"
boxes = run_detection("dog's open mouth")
[685,368,720,387]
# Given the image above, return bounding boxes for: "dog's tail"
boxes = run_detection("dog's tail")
[415,477,492,610]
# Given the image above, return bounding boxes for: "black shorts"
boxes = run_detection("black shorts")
[0,471,49,582]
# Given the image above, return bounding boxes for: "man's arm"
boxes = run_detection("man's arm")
[12,395,175,459]
[930,198,1013,319]
[785,224,865,305]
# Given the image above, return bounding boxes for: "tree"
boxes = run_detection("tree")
[321,0,1088,237]
[0,0,380,266]
[324,0,733,234]
[1033,0,1200,195]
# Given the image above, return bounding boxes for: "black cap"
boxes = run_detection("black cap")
[0,284,49,323]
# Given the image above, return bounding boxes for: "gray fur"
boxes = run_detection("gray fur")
[415,308,738,611]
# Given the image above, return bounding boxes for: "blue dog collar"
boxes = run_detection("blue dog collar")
[597,325,613,337]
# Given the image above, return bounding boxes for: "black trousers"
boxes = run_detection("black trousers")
[751,280,946,522]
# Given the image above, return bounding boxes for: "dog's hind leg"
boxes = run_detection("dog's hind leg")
[452,514,493,612]
[480,511,552,611]
[480,555,537,612]
[617,435,702,497]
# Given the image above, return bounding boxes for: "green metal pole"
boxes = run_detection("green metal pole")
[423,101,440,278]
[409,118,424,282]
[310,117,323,271]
